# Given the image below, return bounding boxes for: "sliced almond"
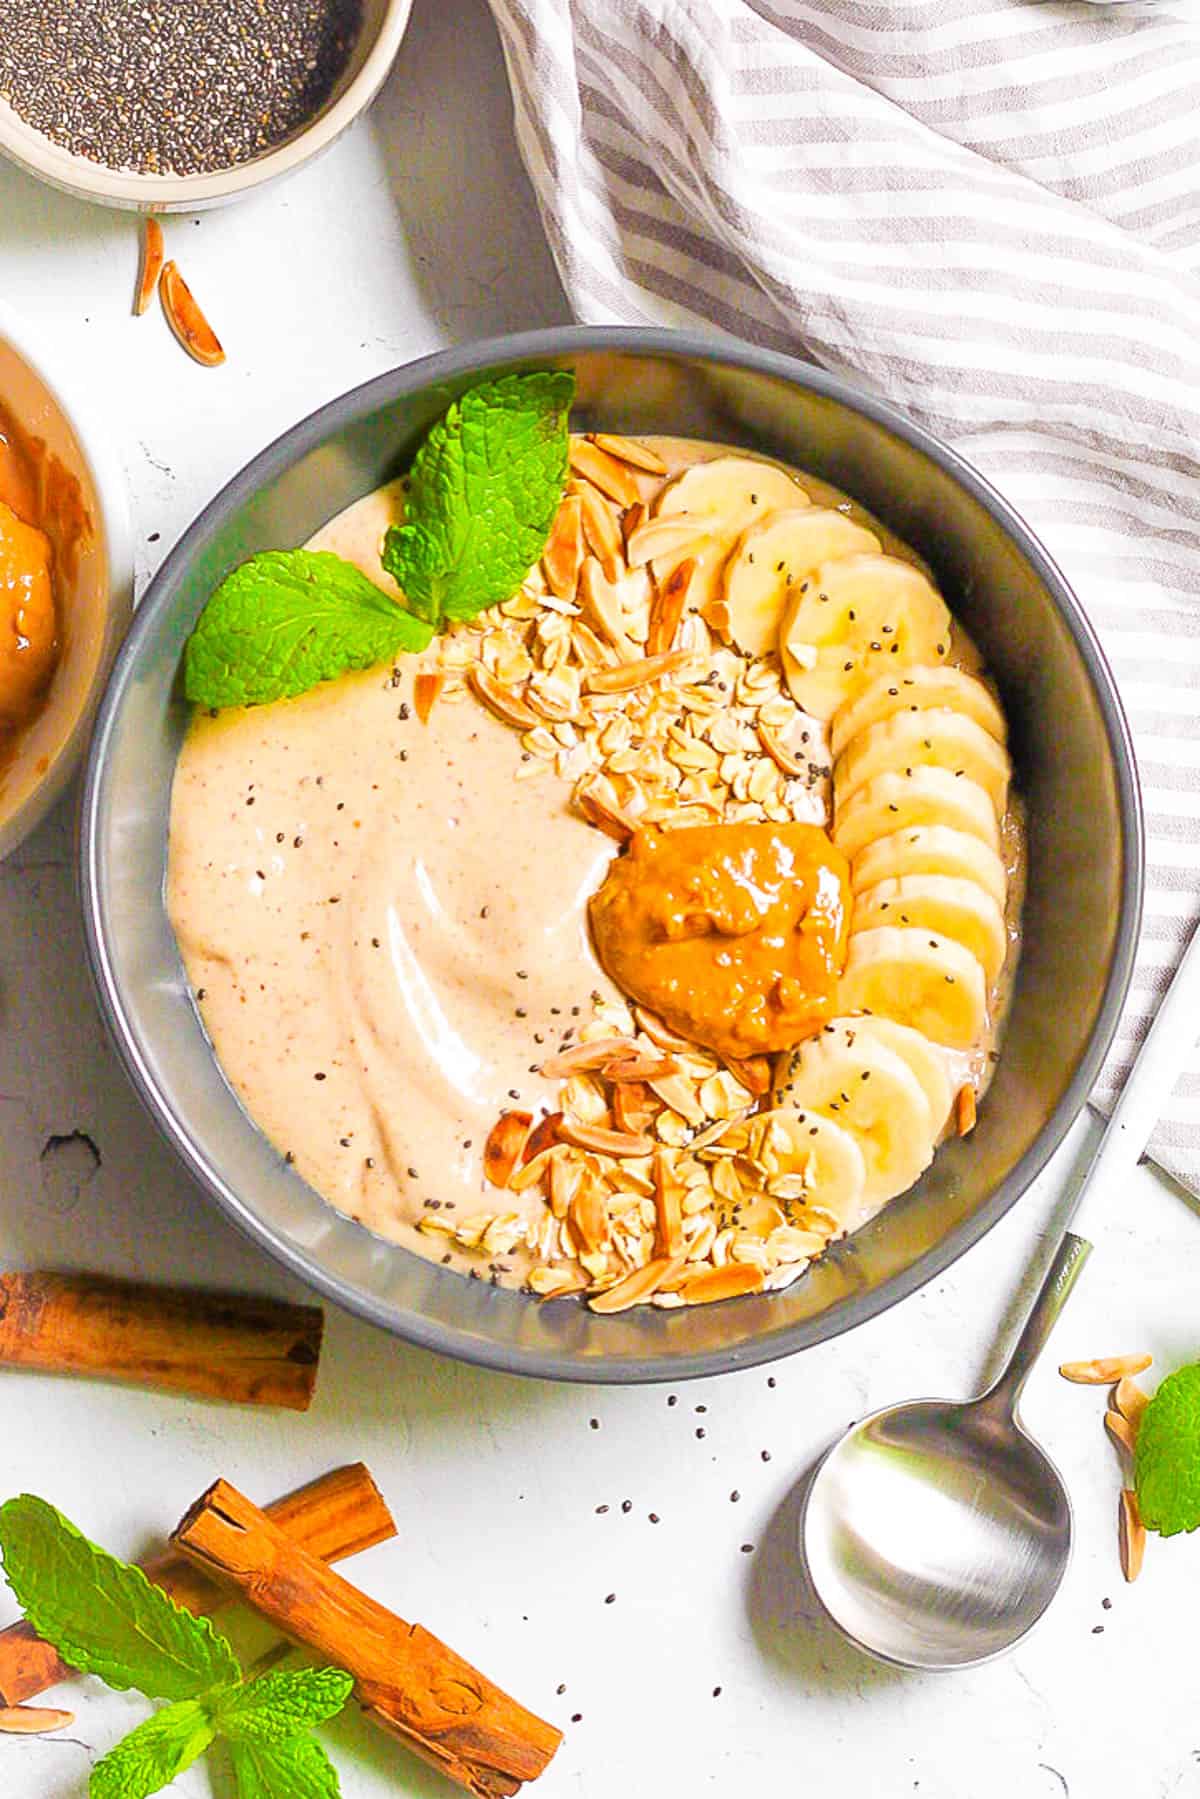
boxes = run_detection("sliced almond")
[647,558,695,657]
[548,1150,580,1219]
[468,662,538,728]
[557,1119,655,1157]
[0,1707,74,1735]
[522,1111,563,1162]
[603,1051,678,1082]
[134,216,164,316]
[508,1146,558,1193]
[575,776,638,844]
[613,1079,659,1136]
[530,1264,588,1297]
[955,1083,977,1137]
[571,619,620,669]
[539,1037,642,1078]
[1105,1409,1138,1462]
[634,1006,696,1055]
[588,1252,684,1314]
[1114,1375,1150,1427]
[688,1108,753,1153]
[160,260,225,367]
[622,501,647,551]
[756,719,807,778]
[722,1054,772,1098]
[578,483,624,582]
[569,438,640,508]
[1059,1354,1152,1385]
[542,494,584,600]
[590,432,668,475]
[680,1263,765,1306]
[1119,1487,1145,1582]
[647,1071,707,1128]
[585,649,694,696]
[414,669,444,724]
[653,1148,684,1257]
[578,557,642,661]
[569,1178,611,1254]
[483,1110,533,1187]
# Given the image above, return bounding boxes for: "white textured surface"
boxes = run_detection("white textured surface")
[0,5,1195,1796]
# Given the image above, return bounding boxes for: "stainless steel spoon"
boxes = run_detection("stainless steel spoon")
[803,916,1200,1670]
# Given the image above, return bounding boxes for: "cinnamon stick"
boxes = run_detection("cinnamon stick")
[172,1479,561,1798]
[0,1463,394,1709]
[0,1272,322,1409]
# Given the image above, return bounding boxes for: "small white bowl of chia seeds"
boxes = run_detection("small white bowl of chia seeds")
[0,0,413,212]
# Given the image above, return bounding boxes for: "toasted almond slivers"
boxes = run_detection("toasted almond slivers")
[1105,1408,1138,1462]
[0,1707,75,1735]
[414,668,444,724]
[1114,1375,1150,1426]
[634,1006,696,1055]
[540,1037,641,1078]
[570,438,641,508]
[602,1052,679,1083]
[722,1054,772,1098]
[569,1179,611,1254]
[955,1083,977,1137]
[588,1252,685,1314]
[653,1148,684,1258]
[756,718,807,778]
[647,558,695,657]
[688,1108,753,1154]
[578,557,642,661]
[557,1119,655,1158]
[508,1146,558,1193]
[1119,1487,1145,1582]
[578,482,624,582]
[160,260,225,366]
[1059,1354,1152,1385]
[548,1150,580,1219]
[622,500,647,551]
[613,1079,658,1136]
[134,216,164,316]
[585,649,694,696]
[575,777,639,844]
[483,1109,534,1188]
[680,1262,765,1306]
[529,1265,587,1297]
[590,432,668,475]
[521,1112,563,1164]
[468,661,538,728]
[542,494,584,600]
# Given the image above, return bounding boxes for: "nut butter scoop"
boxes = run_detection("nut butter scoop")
[589,821,851,1062]
[0,500,57,730]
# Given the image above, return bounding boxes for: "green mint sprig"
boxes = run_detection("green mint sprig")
[1135,1363,1200,1536]
[0,1496,353,1799]
[381,369,575,627]
[184,367,576,711]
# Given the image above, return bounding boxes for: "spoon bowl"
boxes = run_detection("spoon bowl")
[803,1394,1072,1669]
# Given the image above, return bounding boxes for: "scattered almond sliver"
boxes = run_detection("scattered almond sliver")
[413,669,444,725]
[1119,1487,1146,1582]
[134,216,164,316]
[1113,1375,1150,1426]
[1105,1408,1137,1461]
[955,1083,977,1136]
[0,1706,74,1735]
[1059,1353,1153,1385]
[482,1110,533,1188]
[160,259,225,367]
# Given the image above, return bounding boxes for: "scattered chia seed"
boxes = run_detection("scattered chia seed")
[1,0,365,177]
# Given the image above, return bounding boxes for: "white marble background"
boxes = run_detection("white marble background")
[1,4,1197,1796]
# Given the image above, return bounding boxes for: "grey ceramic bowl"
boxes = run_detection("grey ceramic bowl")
[79,328,1143,1382]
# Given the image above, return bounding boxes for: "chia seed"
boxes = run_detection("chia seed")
[0,0,364,177]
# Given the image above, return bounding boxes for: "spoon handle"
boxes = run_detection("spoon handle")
[981,1232,1091,1414]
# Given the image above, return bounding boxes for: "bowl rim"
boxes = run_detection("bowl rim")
[0,296,134,854]
[0,0,415,212]
[78,324,1145,1382]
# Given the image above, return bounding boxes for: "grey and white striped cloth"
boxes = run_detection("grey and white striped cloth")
[486,0,1200,1193]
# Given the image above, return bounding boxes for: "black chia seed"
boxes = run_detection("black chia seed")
[0,0,364,176]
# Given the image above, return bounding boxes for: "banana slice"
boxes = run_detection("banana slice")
[718,508,881,657]
[838,927,988,1048]
[850,824,1008,910]
[834,767,1000,862]
[843,1016,953,1136]
[749,1106,869,1234]
[830,665,1007,761]
[780,554,952,719]
[852,875,1009,985]
[834,707,1012,816]
[775,1021,935,1209]
[655,455,808,522]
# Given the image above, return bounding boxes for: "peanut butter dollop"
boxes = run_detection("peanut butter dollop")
[588,821,850,1062]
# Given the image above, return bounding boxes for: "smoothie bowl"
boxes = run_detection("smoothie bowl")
[79,329,1142,1381]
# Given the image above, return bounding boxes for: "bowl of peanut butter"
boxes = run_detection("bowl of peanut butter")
[79,330,1141,1381]
[0,303,132,858]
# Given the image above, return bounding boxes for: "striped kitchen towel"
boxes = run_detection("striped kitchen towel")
[486,0,1200,1192]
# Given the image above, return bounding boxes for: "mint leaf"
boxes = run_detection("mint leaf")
[1135,1363,1200,1535]
[0,1496,240,1702]
[216,1667,353,1744]
[382,370,575,626]
[90,1700,215,1799]
[229,1734,342,1799]
[184,550,433,709]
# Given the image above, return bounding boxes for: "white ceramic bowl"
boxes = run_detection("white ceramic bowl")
[0,302,133,858]
[0,0,413,213]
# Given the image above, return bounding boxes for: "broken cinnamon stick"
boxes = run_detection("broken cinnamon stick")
[0,1463,394,1709]
[0,1272,322,1409]
[172,1479,561,1798]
